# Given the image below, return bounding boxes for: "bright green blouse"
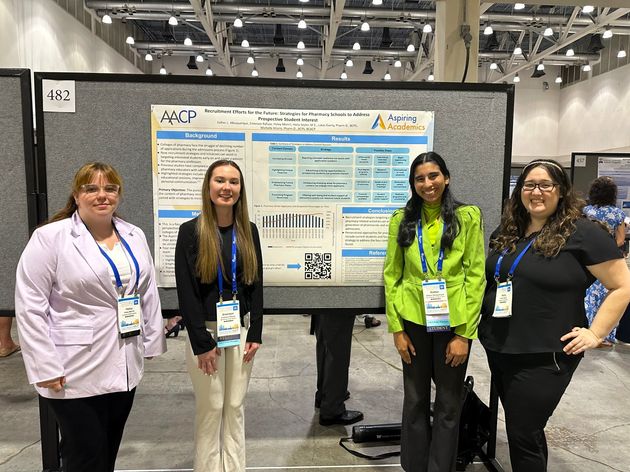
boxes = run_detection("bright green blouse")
[383,205,486,339]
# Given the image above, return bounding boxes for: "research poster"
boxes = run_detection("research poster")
[151,105,434,287]
[598,157,630,235]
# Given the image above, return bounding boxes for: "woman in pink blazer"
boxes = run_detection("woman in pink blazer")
[15,162,166,472]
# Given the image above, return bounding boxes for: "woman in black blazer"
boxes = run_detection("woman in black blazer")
[175,159,263,472]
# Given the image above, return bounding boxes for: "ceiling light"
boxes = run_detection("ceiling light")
[384,69,391,81]
[145,53,153,61]
[206,65,213,76]
[406,43,415,52]
[423,23,432,34]
[353,42,361,51]
[582,6,595,14]
[296,67,303,78]
[361,20,370,32]
[299,0,309,3]
[602,27,613,39]
[276,58,286,72]
[346,58,354,67]
[483,24,493,36]
[126,36,135,45]
[159,64,167,75]
[618,49,627,58]
[241,39,250,48]
[490,62,498,70]
[394,59,402,68]
[247,54,255,64]
[537,62,545,71]
[298,18,307,29]
[341,69,348,80]
[372,0,382,4]
[555,75,562,84]
[233,16,243,28]
[582,63,591,72]
[184,37,193,46]
[363,60,374,74]
[543,26,553,37]
[514,3,525,9]
[196,54,204,63]
[531,67,545,78]
[297,40,305,49]
[587,34,604,53]
[251,66,259,77]
[513,73,521,83]
[427,72,435,81]
[186,55,198,69]
[102,13,112,24]
[566,48,575,57]
[513,45,522,55]
[297,56,304,66]
[168,15,178,26]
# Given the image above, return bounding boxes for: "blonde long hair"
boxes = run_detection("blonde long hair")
[196,160,258,285]
[48,162,123,224]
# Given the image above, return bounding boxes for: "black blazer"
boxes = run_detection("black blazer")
[175,217,263,355]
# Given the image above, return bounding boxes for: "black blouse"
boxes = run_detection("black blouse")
[479,218,622,354]
[175,217,264,355]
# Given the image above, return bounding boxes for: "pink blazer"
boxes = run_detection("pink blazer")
[15,212,166,399]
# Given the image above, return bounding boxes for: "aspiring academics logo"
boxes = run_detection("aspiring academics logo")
[371,113,426,131]
[159,109,197,125]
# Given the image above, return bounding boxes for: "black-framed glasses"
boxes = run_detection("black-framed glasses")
[80,184,120,195]
[522,181,557,192]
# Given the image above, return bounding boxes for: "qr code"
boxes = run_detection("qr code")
[304,252,332,279]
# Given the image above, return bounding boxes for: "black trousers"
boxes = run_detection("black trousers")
[44,388,136,472]
[401,320,469,472]
[486,350,581,472]
[312,313,354,418]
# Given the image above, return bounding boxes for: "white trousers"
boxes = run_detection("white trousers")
[186,323,253,472]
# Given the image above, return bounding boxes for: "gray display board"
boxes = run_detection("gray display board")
[571,152,630,199]
[0,70,35,314]
[34,74,513,312]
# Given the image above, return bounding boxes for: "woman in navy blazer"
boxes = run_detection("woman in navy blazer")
[15,162,166,472]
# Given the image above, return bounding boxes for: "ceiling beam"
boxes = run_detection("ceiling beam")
[188,0,233,75]
[494,7,630,82]
[319,0,346,79]
[480,3,493,16]
[492,0,630,6]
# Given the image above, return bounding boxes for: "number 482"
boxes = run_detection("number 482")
[47,89,70,101]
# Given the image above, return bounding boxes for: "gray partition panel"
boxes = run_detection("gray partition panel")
[35,75,513,312]
[0,70,34,314]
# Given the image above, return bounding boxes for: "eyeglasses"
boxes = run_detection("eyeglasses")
[522,181,557,192]
[80,184,120,195]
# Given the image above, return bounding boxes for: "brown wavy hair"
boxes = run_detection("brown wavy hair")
[47,162,123,224]
[491,159,584,257]
[196,160,258,285]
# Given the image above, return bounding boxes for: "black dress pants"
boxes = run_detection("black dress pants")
[401,320,469,472]
[486,350,581,472]
[44,388,136,472]
[312,313,354,418]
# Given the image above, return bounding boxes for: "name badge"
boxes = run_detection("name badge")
[118,295,141,338]
[216,300,241,348]
[492,281,513,318]
[422,279,451,333]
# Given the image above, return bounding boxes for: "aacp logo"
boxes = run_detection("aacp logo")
[160,109,197,125]
[371,114,386,130]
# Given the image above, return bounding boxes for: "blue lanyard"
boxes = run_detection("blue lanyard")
[96,230,140,295]
[417,220,445,279]
[494,238,535,282]
[217,229,238,302]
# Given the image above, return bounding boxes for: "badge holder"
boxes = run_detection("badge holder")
[422,276,451,332]
[118,293,141,338]
[216,296,241,348]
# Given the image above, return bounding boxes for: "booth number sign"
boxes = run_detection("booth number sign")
[42,80,76,113]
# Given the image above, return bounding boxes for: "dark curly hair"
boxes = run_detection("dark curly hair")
[491,159,584,258]
[397,152,463,250]
[588,176,617,206]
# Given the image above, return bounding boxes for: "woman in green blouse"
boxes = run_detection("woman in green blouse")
[384,151,485,472]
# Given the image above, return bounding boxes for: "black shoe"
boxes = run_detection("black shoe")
[315,390,350,409]
[364,315,381,328]
[319,409,364,426]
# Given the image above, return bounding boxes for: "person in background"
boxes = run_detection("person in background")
[583,176,627,346]
[0,315,20,357]
[479,159,630,472]
[15,162,166,472]
[384,151,485,472]
[175,159,263,472]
